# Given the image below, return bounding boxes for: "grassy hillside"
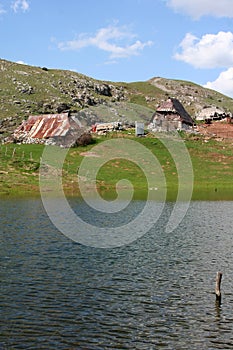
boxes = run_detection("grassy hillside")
[0,59,98,118]
[1,58,233,125]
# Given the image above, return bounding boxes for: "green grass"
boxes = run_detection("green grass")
[1,133,233,200]
[127,81,164,96]
[2,58,233,123]
[126,81,164,108]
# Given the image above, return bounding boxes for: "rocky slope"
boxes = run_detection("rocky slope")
[1,58,233,137]
[148,77,233,117]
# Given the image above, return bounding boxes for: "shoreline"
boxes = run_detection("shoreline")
[1,186,233,201]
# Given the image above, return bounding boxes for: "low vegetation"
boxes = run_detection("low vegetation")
[1,59,233,201]
[1,132,233,200]
[1,58,233,124]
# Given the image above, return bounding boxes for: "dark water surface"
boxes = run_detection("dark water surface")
[1,199,233,349]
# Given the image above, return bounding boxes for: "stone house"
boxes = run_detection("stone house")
[149,97,194,132]
[195,106,232,122]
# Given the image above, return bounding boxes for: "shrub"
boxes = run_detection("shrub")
[75,132,93,146]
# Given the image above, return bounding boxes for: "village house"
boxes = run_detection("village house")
[13,113,90,147]
[148,97,194,132]
[195,106,232,122]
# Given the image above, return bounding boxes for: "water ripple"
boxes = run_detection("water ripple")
[1,199,233,349]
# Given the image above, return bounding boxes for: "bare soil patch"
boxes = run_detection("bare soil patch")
[197,122,233,139]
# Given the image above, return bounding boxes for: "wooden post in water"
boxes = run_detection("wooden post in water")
[215,272,222,305]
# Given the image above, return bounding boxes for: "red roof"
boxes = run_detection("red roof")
[157,99,176,113]
[14,113,70,139]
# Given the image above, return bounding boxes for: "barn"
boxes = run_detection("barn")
[13,113,88,147]
[149,97,194,132]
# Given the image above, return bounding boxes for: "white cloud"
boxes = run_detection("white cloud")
[166,0,233,19]
[174,31,233,68]
[0,4,6,14]
[11,0,29,13]
[204,68,233,98]
[58,24,153,59]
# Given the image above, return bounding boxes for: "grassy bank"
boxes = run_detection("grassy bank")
[0,133,233,200]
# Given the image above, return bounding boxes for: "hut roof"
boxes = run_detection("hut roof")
[156,98,194,125]
[13,113,88,147]
[14,113,71,139]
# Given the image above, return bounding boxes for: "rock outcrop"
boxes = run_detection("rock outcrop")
[1,59,233,139]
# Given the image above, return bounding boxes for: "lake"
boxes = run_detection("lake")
[1,198,233,349]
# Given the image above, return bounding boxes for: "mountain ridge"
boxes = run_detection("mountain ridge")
[1,58,233,125]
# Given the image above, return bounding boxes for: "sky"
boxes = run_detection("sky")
[1,0,233,97]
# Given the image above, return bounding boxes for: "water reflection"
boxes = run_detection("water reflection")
[1,199,233,349]
[215,301,222,320]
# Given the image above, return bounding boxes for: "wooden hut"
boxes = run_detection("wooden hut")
[149,97,194,132]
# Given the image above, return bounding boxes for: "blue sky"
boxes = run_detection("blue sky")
[1,0,233,97]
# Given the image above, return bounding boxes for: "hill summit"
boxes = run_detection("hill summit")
[1,58,233,130]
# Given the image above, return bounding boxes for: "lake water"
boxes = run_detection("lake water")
[1,198,233,349]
